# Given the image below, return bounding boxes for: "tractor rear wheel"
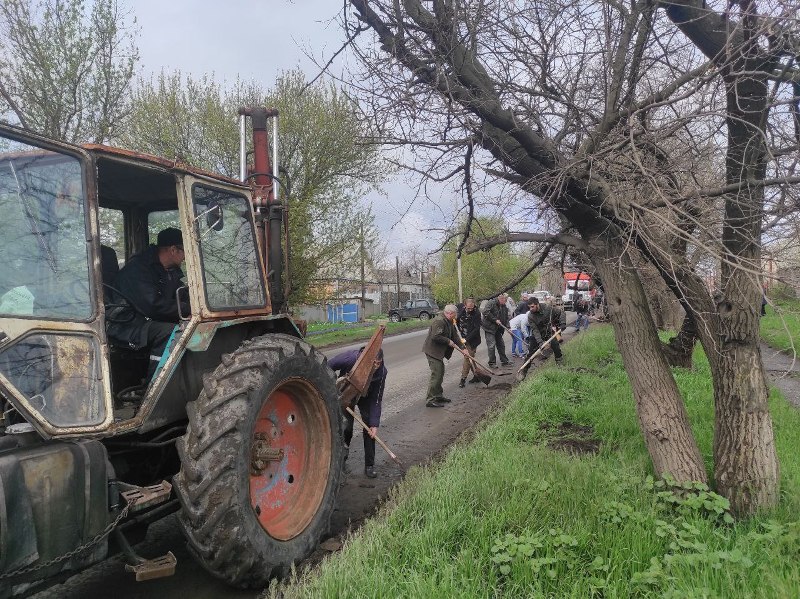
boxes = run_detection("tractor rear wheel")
[174,334,343,587]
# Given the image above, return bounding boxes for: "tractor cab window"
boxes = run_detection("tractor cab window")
[0,139,91,320]
[148,210,180,244]
[192,185,265,310]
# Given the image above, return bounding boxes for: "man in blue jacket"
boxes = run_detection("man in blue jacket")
[328,348,387,478]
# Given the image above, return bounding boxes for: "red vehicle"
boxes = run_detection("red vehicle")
[561,272,592,310]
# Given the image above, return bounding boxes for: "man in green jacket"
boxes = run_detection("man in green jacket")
[422,304,464,407]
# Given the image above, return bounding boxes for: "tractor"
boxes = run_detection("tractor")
[0,109,366,596]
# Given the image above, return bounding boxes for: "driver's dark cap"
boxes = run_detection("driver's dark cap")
[157,227,183,248]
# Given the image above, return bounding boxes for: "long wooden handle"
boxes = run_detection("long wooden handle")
[454,344,494,373]
[518,330,562,373]
[498,322,530,349]
[345,406,405,469]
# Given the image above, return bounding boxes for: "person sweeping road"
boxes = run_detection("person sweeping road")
[422,304,464,407]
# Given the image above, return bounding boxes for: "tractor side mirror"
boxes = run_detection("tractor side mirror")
[193,201,224,238]
[206,200,224,231]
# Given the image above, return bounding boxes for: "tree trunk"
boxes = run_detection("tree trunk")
[711,73,779,515]
[589,236,707,482]
[662,314,696,369]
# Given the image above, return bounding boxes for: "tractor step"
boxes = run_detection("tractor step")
[125,551,177,581]
[120,480,172,512]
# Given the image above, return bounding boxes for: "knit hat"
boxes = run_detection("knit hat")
[157,227,183,248]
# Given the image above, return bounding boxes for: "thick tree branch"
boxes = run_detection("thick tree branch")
[464,232,588,254]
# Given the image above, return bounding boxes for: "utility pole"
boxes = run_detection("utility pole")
[457,254,463,303]
[395,255,401,308]
[360,220,366,320]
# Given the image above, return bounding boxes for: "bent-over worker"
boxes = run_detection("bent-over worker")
[328,347,387,479]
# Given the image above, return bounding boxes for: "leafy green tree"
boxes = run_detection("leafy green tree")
[431,217,538,304]
[0,0,138,142]
[121,69,386,302]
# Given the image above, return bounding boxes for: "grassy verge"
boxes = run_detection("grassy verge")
[761,297,800,353]
[275,326,800,598]
[307,318,430,348]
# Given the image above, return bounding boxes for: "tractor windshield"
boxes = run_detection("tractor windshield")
[0,138,91,320]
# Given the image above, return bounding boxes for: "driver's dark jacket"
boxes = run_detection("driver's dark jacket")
[106,246,186,349]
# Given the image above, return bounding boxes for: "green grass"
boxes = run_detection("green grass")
[273,326,800,598]
[306,318,430,348]
[761,297,800,353]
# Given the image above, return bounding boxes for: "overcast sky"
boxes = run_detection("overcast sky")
[131,0,449,259]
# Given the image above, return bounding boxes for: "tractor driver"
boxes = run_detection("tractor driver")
[106,227,189,380]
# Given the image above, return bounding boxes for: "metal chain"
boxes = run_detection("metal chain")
[0,498,134,581]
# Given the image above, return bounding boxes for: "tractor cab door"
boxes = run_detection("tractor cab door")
[182,176,269,318]
[0,125,113,437]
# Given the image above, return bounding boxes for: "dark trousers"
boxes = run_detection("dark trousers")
[426,355,445,402]
[485,329,508,365]
[343,397,376,467]
[520,335,562,376]
[146,321,176,379]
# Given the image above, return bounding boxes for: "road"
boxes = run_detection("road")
[31,316,575,599]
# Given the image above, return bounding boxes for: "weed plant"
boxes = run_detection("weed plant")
[274,326,800,598]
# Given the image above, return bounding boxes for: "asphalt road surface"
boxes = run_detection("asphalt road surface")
[30,315,575,599]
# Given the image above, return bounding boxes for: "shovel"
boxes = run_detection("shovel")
[452,345,493,385]
[345,406,405,470]
[517,329,563,377]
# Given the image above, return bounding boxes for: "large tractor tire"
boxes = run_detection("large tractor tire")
[174,334,344,587]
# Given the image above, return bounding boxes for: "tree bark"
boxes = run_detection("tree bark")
[711,72,779,514]
[662,314,696,369]
[589,235,707,482]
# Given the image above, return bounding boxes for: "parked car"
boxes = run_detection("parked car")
[531,290,553,302]
[388,299,440,322]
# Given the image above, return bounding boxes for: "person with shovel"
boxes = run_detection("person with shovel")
[329,348,387,478]
[423,304,464,407]
[457,296,483,388]
[481,293,511,368]
[519,297,567,378]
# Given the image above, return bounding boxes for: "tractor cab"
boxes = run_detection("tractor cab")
[0,123,283,439]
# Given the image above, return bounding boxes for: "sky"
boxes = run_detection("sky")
[130,0,450,260]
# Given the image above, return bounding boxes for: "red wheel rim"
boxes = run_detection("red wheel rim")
[249,378,332,540]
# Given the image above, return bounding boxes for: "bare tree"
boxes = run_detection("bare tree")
[342,0,800,514]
